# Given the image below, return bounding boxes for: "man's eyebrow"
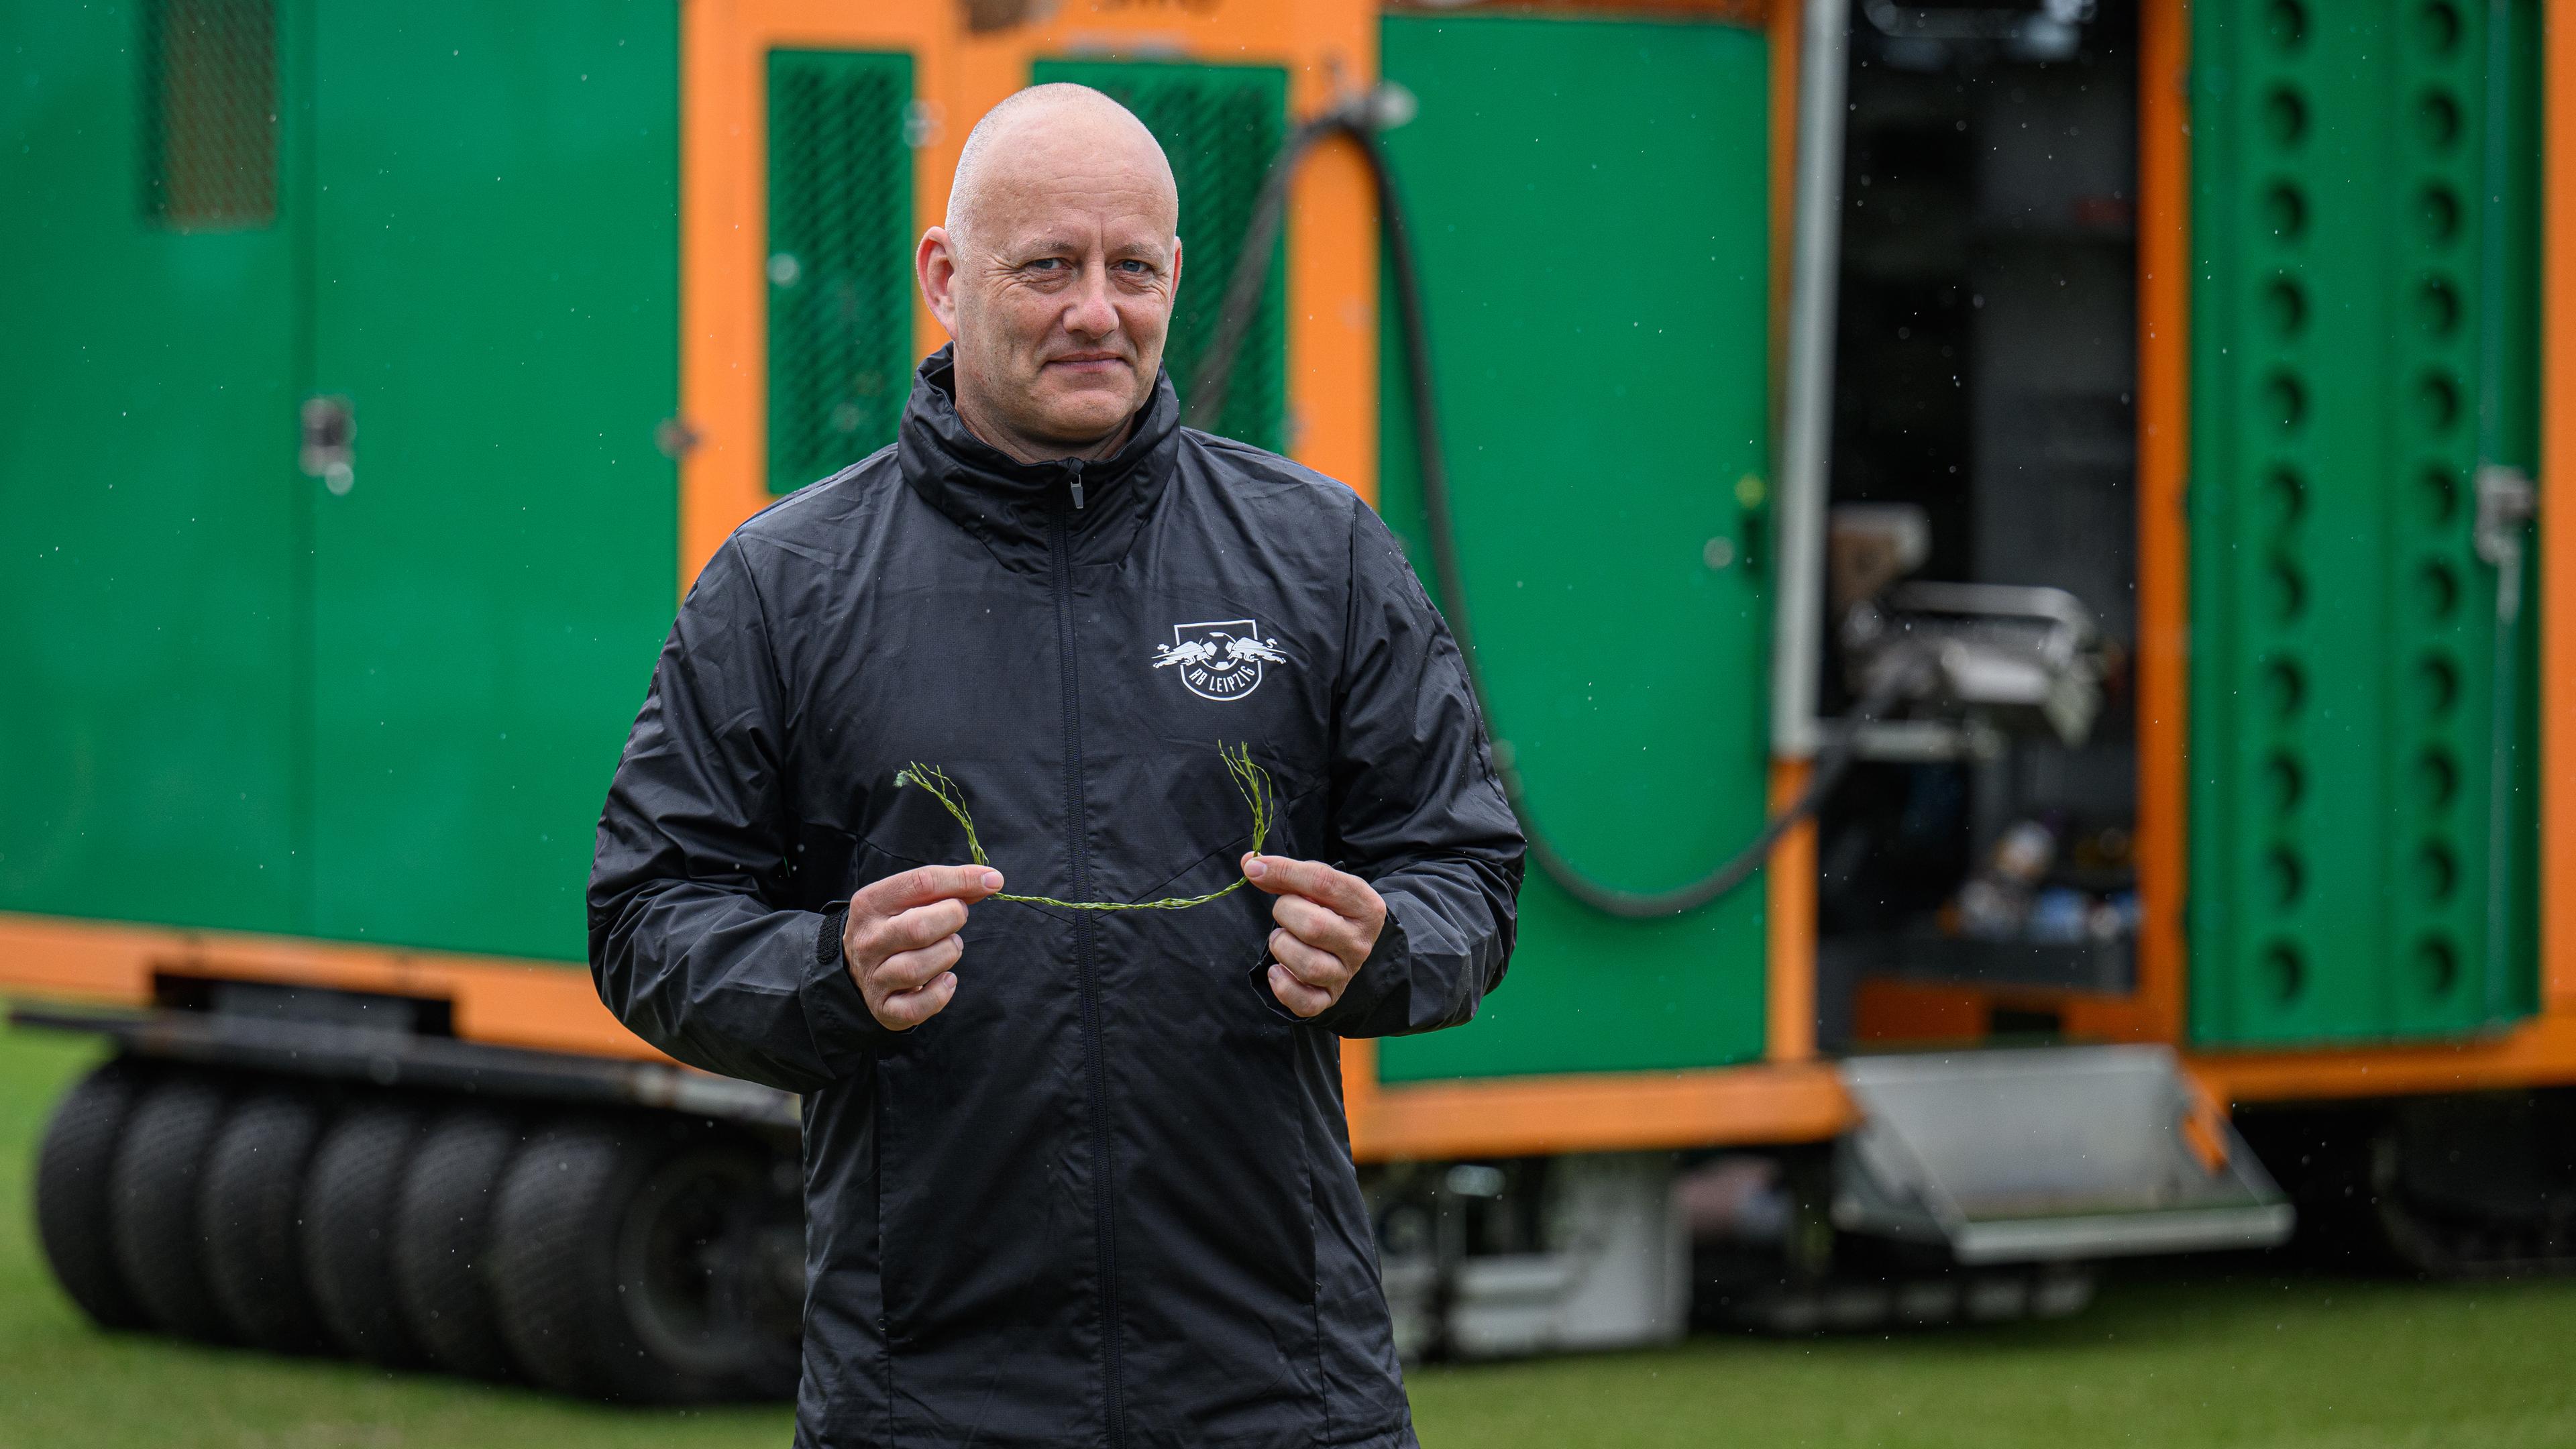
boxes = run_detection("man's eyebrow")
[996,233,1171,263]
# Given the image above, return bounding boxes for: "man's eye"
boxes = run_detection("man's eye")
[1026,258,1068,274]
[1115,260,1152,276]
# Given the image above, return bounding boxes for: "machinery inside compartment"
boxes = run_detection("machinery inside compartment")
[1814,0,2143,1048]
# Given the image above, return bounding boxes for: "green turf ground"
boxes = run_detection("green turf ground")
[8,1023,2576,1448]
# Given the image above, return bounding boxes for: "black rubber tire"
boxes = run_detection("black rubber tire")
[390,1107,525,1381]
[107,1070,237,1342]
[33,1057,157,1331]
[201,1086,333,1351]
[490,1116,800,1401]
[302,1097,432,1366]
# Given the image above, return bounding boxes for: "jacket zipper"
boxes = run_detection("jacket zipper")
[1051,478,1124,1445]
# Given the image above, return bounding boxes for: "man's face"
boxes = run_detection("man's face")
[920,125,1182,459]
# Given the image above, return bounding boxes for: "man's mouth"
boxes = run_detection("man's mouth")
[1044,353,1129,376]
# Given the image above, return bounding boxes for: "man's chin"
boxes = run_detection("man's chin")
[1026,389,1146,446]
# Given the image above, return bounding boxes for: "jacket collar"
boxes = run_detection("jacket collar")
[898,345,1181,572]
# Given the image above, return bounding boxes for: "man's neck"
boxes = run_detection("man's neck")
[954,388,1135,468]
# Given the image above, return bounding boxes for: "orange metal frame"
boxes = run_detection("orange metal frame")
[1859,0,2576,1113]
[676,0,1381,589]
[10,0,2571,1161]
[0,912,653,1063]
[672,0,1848,1159]
[2543,0,2576,1018]
[1857,0,2191,1050]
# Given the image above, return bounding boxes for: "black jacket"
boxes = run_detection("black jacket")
[590,350,1523,1448]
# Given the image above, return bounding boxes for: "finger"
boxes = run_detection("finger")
[1269,928,1350,992]
[858,898,969,959]
[870,934,963,993]
[1271,894,1367,961]
[1241,855,1378,919]
[873,969,959,1031]
[1267,961,1334,1019]
[857,863,1006,918]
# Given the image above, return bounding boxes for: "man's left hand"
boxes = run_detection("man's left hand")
[1241,854,1387,1019]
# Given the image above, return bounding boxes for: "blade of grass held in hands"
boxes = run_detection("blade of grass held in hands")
[895,743,1274,912]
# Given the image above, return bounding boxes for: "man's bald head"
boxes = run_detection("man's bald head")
[945,84,1177,257]
[917,85,1185,464]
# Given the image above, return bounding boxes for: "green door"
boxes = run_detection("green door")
[1374,13,1776,1079]
[0,0,302,934]
[2188,0,2540,1044]
[305,2,679,961]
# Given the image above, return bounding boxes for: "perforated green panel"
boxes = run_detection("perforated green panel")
[2189,0,2540,1045]
[767,50,914,494]
[1029,58,1286,451]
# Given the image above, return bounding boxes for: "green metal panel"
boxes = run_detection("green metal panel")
[2189,0,2540,1045]
[0,0,303,934]
[765,49,914,494]
[305,1,679,961]
[1028,58,1286,451]
[1373,13,1774,1079]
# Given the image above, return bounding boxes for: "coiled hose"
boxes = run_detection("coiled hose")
[1185,98,1907,918]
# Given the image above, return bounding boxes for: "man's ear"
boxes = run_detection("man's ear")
[918,227,961,339]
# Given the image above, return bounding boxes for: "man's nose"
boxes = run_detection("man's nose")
[1062,262,1120,341]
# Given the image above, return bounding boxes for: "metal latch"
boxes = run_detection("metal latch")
[2475,464,2537,622]
[300,395,356,496]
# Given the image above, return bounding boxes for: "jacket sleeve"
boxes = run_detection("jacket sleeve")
[588,539,892,1094]
[1309,502,1527,1038]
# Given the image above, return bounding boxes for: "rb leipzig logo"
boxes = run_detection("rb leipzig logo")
[1150,619,1286,703]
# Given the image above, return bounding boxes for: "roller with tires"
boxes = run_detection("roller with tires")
[32,1057,802,1401]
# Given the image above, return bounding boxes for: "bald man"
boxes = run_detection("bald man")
[592,86,1523,1448]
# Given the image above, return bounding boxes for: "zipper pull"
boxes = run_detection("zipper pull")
[1065,460,1086,511]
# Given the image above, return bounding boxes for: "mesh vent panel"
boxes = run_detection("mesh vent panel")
[140,0,278,229]
[1030,60,1289,451]
[767,50,915,494]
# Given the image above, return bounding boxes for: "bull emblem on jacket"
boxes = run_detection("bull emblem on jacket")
[1153,620,1285,702]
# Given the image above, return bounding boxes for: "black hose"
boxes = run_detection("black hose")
[1187,101,1890,919]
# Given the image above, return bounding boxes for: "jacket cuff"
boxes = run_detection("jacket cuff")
[802,902,894,1073]
[1318,906,1410,1030]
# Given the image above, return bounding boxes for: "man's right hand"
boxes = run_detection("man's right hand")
[845,865,1006,1031]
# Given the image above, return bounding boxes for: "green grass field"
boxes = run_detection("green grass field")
[7,1023,2576,1449]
